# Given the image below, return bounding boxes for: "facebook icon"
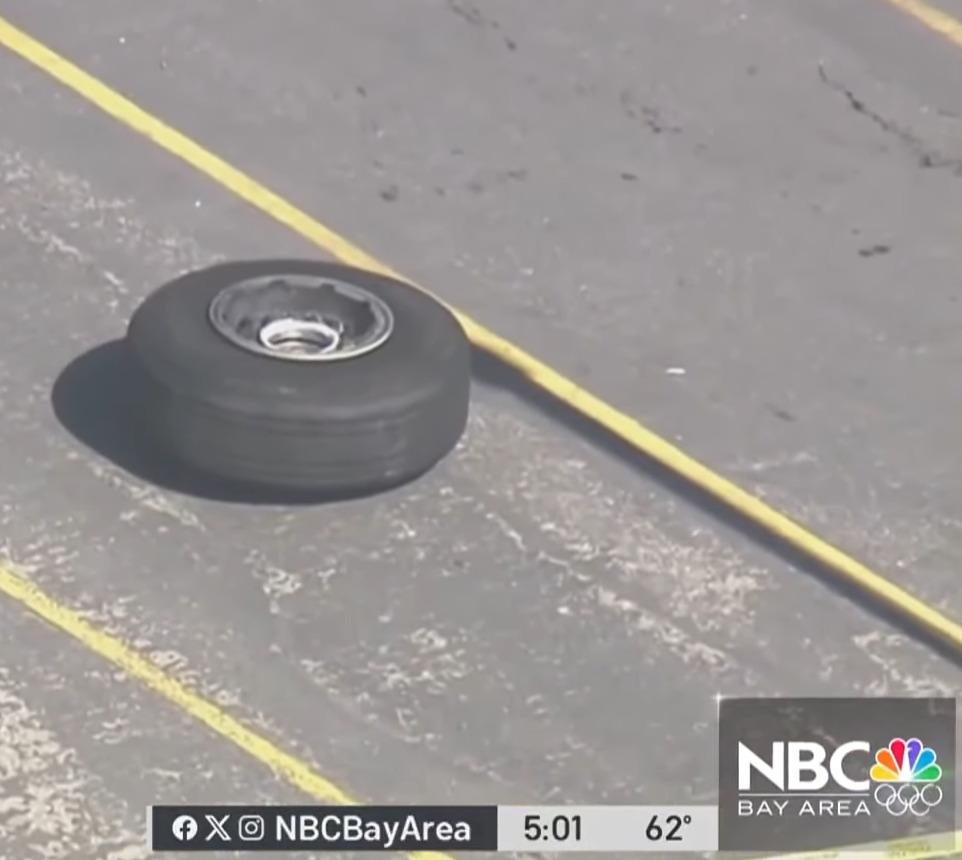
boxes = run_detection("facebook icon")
[171,814,199,841]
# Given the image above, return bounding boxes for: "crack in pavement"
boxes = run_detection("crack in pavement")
[818,64,962,175]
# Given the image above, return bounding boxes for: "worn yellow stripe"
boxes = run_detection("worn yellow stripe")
[0,564,450,860]
[884,0,962,47]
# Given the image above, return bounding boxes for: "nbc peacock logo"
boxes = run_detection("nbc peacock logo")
[870,738,943,817]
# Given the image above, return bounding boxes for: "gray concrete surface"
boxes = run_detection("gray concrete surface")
[6,0,962,604]
[1,0,962,857]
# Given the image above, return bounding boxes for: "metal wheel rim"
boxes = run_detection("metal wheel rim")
[207,273,395,363]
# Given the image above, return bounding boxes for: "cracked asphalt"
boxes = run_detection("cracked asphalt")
[2,0,962,857]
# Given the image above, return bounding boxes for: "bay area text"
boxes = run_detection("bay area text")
[739,799,871,818]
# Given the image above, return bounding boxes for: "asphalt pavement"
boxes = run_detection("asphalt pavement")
[2,0,962,858]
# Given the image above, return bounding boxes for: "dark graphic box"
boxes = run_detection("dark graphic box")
[718,697,956,853]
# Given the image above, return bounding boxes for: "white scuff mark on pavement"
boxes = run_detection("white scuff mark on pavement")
[852,631,954,697]
[392,520,418,540]
[251,560,304,616]
[90,717,132,747]
[361,640,475,696]
[458,405,770,637]
[82,460,204,532]
[484,510,526,552]
[104,843,152,860]
[593,585,730,668]
[727,451,817,474]
[3,535,77,575]
[407,627,449,653]
[147,649,191,673]
[254,563,303,600]
[0,668,141,857]
[0,141,218,281]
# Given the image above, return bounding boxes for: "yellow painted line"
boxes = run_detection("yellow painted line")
[0,563,452,860]
[0,14,961,860]
[0,569,957,860]
[2,542,959,860]
[8,551,956,860]
[0,556,956,860]
[883,0,962,48]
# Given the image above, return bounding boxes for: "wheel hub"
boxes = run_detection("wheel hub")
[208,273,394,363]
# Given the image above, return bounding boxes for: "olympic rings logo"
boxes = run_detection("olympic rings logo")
[873,782,943,817]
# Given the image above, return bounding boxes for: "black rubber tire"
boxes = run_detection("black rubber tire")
[125,259,471,494]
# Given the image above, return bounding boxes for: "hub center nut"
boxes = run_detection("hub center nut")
[257,318,343,356]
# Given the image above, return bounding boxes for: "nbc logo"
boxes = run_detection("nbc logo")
[870,738,943,817]
[736,735,947,819]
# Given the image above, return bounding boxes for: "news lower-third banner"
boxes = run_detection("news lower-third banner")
[147,697,959,854]
[149,804,717,852]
